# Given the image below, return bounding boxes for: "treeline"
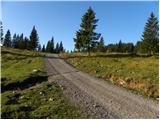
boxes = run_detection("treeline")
[42,37,64,53]
[74,7,159,56]
[1,8,158,55]
[106,40,134,53]
[0,23,64,53]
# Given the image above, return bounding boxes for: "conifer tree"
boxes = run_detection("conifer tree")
[55,42,59,53]
[29,26,39,50]
[74,7,99,55]
[24,37,29,49]
[74,30,84,52]
[19,33,25,49]
[46,40,51,52]
[12,33,17,48]
[3,30,11,47]
[59,41,64,52]
[50,37,54,53]
[141,12,159,55]
[38,44,41,51]
[16,34,20,48]
[0,21,3,45]
[42,45,46,52]
[117,40,123,52]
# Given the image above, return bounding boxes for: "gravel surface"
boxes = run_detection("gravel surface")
[44,54,159,119]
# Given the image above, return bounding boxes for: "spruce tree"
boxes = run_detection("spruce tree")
[24,37,29,49]
[141,12,159,55]
[29,26,39,50]
[19,33,25,49]
[0,21,3,45]
[3,30,11,47]
[117,40,123,53]
[50,37,54,53]
[12,34,17,48]
[16,34,20,48]
[42,45,46,52]
[74,7,99,55]
[59,41,64,52]
[55,42,59,53]
[38,44,41,51]
[46,40,51,52]
[74,30,84,52]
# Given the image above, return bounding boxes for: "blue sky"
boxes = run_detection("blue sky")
[1,1,159,51]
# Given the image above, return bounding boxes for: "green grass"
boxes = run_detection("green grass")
[1,83,88,119]
[1,48,88,118]
[1,47,46,86]
[60,52,159,99]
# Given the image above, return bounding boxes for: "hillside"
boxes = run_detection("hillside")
[60,52,159,99]
[1,48,88,119]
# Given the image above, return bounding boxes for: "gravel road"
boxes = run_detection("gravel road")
[44,54,159,119]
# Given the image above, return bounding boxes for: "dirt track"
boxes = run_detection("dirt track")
[44,54,159,119]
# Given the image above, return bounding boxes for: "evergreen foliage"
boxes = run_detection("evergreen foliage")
[3,30,11,47]
[29,26,39,50]
[0,21,3,45]
[74,7,100,55]
[42,45,46,52]
[141,12,159,55]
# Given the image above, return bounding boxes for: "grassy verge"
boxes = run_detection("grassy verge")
[1,48,88,118]
[60,52,159,99]
[1,82,88,118]
[1,47,46,88]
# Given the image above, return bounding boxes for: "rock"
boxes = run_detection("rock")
[20,96,24,99]
[93,104,99,108]
[12,91,16,94]
[33,69,38,72]
[49,97,54,101]
[120,81,125,85]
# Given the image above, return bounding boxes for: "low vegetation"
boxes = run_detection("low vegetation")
[60,52,159,99]
[1,48,88,118]
[1,47,45,88]
[1,82,88,119]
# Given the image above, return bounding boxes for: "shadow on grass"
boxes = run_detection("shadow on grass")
[1,75,48,92]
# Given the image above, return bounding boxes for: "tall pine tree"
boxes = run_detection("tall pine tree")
[24,37,29,49]
[29,26,39,50]
[0,21,3,45]
[46,40,51,52]
[117,40,123,53]
[42,44,46,52]
[74,7,99,55]
[19,33,25,49]
[50,37,54,53]
[38,44,41,51]
[59,41,64,52]
[74,30,84,52]
[141,12,159,55]
[55,42,59,53]
[12,33,17,48]
[3,30,11,47]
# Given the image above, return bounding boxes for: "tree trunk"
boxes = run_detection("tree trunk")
[88,46,91,56]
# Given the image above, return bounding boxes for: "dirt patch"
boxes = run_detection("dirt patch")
[105,74,159,98]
